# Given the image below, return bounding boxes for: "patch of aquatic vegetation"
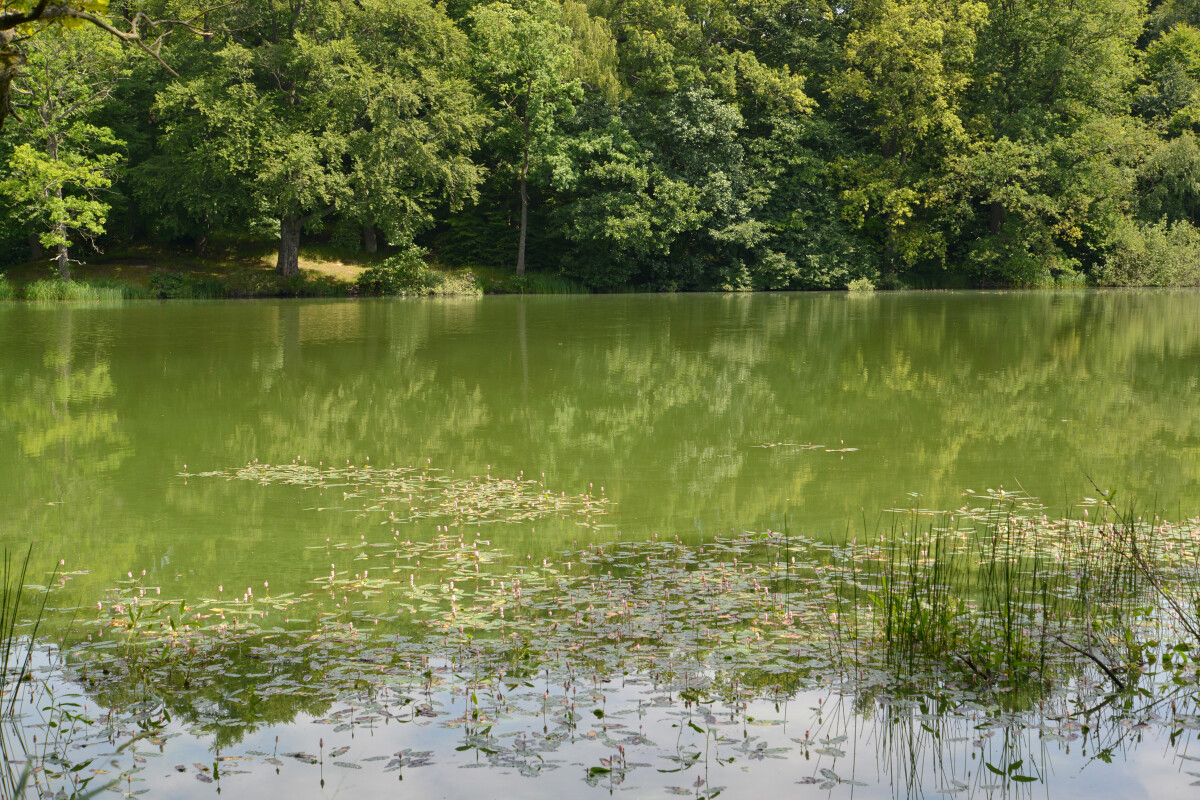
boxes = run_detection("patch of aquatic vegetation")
[184,460,612,528]
[68,497,1200,706]
[12,492,1200,796]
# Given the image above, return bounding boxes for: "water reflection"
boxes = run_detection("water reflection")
[9,637,1199,799]
[2,292,1200,597]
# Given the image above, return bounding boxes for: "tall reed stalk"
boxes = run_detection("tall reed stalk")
[1,547,53,717]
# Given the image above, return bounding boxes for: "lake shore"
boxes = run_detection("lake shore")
[0,242,1126,303]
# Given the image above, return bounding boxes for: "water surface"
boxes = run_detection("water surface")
[5,290,1200,798]
[3,291,1199,594]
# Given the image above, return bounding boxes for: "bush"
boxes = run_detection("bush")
[0,274,14,301]
[355,244,445,296]
[1096,216,1200,286]
[846,276,876,293]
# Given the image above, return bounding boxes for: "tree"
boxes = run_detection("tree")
[152,0,484,276]
[827,0,988,272]
[469,0,579,276]
[947,0,1146,283]
[1136,24,1200,135]
[1,25,125,278]
[0,1,217,131]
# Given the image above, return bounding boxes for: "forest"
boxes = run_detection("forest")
[2,0,1200,292]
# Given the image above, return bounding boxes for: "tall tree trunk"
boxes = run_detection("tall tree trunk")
[54,186,70,280]
[48,132,70,280]
[28,234,44,261]
[516,122,530,278]
[989,201,1006,236]
[362,224,378,254]
[277,216,302,277]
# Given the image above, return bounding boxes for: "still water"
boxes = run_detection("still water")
[3,291,1199,592]
[3,291,1200,799]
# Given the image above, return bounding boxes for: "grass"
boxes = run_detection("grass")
[22,279,139,302]
[0,275,15,301]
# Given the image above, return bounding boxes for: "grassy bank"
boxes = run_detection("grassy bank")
[0,242,597,302]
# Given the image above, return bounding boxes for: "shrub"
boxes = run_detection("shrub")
[0,275,14,301]
[355,244,444,296]
[847,276,876,293]
[1096,216,1200,286]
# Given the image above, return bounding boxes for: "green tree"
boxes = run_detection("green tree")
[1138,132,1200,224]
[946,0,1145,283]
[153,0,484,276]
[469,0,580,276]
[0,1,216,131]
[828,0,988,272]
[1136,24,1200,135]
[1,26,125,278]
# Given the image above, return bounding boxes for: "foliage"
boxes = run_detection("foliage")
[148,0,485,276]
[2,0,1200,289]
[1,26,126,278]
[1095,215,1200,286]
[468,0,582,275]
[355,243,465,296]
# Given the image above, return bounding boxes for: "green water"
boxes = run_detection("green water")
[3,290,1199,600]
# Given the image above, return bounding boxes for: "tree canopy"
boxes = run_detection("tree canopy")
[2,0,1200,289]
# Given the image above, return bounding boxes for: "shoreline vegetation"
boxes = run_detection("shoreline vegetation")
[0,240,1150,303]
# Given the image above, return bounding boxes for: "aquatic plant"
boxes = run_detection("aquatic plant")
[186,460,612,528]
[14,472,1200,796]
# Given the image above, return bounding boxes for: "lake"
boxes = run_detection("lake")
[2,290,1200,798]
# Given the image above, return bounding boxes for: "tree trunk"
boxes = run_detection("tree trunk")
[54,187,70,280]
[516,121,530,278]
[362,224,378,254]
[48,132,70,280]
[28,234,44,261]
[517,175,528,278]
[989,201,1006,236]
[277,216,302,277]
[55,239,70,280]
[0,30,22,133]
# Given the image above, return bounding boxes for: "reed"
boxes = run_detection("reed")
[1,548,53,717]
